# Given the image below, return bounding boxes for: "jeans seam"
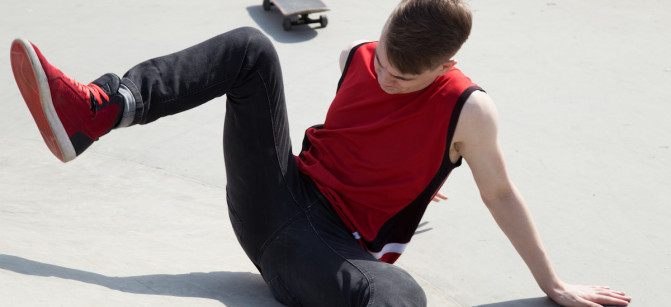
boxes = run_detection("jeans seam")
[158,31,250,107]
[256,200,321,304]
[138,33,248,123]
[254,210,303,262]
[255,68,300,209]
[255,196,318,260]
[154,76,235,106]
[306,208,375,306]
[246,66,312,261]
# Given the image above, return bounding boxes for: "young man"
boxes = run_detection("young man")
[10,0,630,306]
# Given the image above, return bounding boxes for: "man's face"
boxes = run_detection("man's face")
[374,34,453,95]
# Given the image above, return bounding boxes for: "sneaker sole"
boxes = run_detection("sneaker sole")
[11,39,76,162]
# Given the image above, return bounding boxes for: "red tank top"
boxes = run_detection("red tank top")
[296,42,482,263]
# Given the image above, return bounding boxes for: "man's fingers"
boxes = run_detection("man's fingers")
[583,286,631,306]
[432,192,448,202]
[594,290,631,306]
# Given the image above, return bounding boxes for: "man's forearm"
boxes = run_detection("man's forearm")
[484,187,562,296]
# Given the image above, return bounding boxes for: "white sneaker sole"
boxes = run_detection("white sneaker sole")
[10,38,77,162]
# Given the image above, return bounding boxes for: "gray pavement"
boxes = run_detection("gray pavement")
[1,0,669,306]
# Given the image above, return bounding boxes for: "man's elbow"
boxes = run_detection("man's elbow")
[480,185,519,209]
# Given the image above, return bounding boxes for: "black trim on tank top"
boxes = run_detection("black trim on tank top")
[337,42,372,92]
[446,86,485,165]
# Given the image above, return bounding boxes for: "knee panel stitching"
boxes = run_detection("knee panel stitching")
[304,212,375,306]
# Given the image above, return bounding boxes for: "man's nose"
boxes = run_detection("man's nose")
[378,71,394,87]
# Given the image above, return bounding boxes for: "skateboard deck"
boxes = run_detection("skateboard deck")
[263,0,330,31]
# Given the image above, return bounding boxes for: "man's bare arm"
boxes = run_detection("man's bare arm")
[452,91,631,306]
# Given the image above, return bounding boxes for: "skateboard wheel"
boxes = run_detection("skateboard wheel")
[263,0,271,11]
[319,15,328,28]
[283,17,292,31]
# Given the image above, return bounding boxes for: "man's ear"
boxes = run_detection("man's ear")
[440,60,457,74]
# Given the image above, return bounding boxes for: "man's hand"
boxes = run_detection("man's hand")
[431,192,448,202]
[549,282,631,307]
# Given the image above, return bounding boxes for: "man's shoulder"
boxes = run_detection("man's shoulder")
[452,90,498,143]
[461,90,496,121]
[339,40,374,72]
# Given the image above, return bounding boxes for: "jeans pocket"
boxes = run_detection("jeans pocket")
[268,275,301,306]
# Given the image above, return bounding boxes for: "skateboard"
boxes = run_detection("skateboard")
[263,0,329,31]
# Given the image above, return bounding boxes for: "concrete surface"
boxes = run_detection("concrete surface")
[1,0,669,306]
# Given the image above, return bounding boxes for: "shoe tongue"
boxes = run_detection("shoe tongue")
[90,73,121,95]
[88,73,124,115]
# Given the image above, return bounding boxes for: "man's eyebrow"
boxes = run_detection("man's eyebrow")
[374,48,414,81]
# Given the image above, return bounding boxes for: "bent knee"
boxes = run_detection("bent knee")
[233,27,275,54]
[368,270,427,307]
[226,27,279,71]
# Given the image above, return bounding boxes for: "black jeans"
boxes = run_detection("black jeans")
[120,27,426,307]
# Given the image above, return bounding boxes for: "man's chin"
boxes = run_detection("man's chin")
[381,86,401,95]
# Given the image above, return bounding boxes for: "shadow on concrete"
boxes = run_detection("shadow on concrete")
[246,5,322,43]
[414,221,433,235]
[0,254,282,306]
[474,295,625,307]
[474,297,559,307]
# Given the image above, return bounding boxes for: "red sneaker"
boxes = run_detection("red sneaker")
[10,39,124,162]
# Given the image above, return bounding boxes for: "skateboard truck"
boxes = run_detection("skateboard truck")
[285,14,328,31]
[263,0,330,31]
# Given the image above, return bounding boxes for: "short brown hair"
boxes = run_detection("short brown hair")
[385,0,472,75]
